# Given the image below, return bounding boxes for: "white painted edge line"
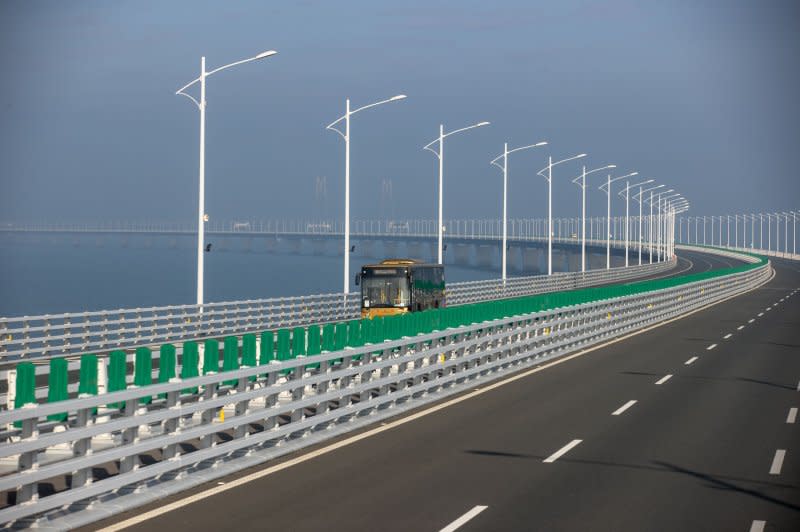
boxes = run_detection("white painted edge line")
[723,334,732,339]
[544,439,583,463]
[748,318,755,323]
[98,264,775,531]
[737,325,745,331]
[439,505,489,532]
[787,408,797,424]
[707,343,718,350]
[655,374,672,385]
[611,400,637,416]
[685,356,699,365]
[749,520,766,532]
[769,449,786,475]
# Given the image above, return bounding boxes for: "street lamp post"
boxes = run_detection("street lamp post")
[536,153,587,274]
[619,179,653,267]
[490,141,548,282]
[326,94,407,294]
[598,171,638,269]
[176,49,278,308]
[645,189,673,262]
[424,121,490,265]
[570,164,616,272]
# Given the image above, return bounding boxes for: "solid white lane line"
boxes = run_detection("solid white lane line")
[737,325,745,331]
[655,374,673,385]
[749,520,766,532]
[787,408,797,424]
[769,450,786,475]
[707,344,717,350]
[544,439,583,463]
[439,506,489,532]
[685,356,699,365]
[612,400,638,416]
[748,319,755,323]
[723,334,732,340]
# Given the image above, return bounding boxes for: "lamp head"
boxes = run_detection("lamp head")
[390,94,407,101]
[477,121,490,127]
[255,50,278,59]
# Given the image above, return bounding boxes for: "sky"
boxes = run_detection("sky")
[1,0,798,226]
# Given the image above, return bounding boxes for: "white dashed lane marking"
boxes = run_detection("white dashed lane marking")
[544,439,583,463]
[787,408,797,424]
[707,344,717,351]
[723,334,732,340]
[611,400,638,416]
[769,450,786,475]
[655,375,672,385]
[685,356,698,365]
[737,325,745,331]
[749,520,766,532]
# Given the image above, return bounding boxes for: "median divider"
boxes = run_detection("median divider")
[9,251,768,420]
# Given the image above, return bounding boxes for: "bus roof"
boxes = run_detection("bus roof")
[362,258,439,268]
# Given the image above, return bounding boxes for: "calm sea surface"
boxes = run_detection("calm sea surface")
[0,233,509,317]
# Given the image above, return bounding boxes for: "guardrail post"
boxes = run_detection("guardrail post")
[119,397,139,474]
[16,407,39,505]
[71,405,93,488]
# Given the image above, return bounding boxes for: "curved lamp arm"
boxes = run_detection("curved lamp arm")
[570,164,616,186]
[423,121,490,157]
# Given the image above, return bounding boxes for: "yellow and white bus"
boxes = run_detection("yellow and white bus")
[356,259,445,318]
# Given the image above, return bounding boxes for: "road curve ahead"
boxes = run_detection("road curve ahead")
[89,251,800,532]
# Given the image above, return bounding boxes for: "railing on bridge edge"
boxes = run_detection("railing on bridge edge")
[0,246,769,529]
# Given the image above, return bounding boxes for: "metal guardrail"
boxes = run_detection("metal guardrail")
[447,259,674,305]
[677,243,798,262]
[0,257,673,365]
[0,249,769,529]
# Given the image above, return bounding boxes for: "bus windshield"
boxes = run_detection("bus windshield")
[361,274,410,308]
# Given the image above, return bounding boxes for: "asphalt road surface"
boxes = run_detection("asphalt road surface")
[89,251,800,532]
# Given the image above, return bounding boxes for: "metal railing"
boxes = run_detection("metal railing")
[0,257,674,365]
[0,247,770,529]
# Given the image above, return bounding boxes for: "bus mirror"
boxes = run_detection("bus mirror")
[354,273,360,286]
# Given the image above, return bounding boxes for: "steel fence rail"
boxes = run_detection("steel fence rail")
[0,255,673,365]
[0,248,770,529]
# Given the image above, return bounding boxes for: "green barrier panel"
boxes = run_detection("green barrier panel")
[334,322,347,351]
[13,362,36,428]
[203,339,220,374]
[222,336,240,386]
[79,354,99,397]
[292,327,307,357]
[242,334,257,367]
[322,323,335,352]
[260,331,275,364]
[307,326,321,355]
[133,348,152,404]
[46,358,69,422]
[276,330,291,361]
[181,341,200,394]
[107,350,128,409]
[346,320,361,348]
[242,333,257,382]
[305,325,321,370]
[277,329,291,375]
[158,344,177,398]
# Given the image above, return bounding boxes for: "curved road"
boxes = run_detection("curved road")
[89,250,800,532]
